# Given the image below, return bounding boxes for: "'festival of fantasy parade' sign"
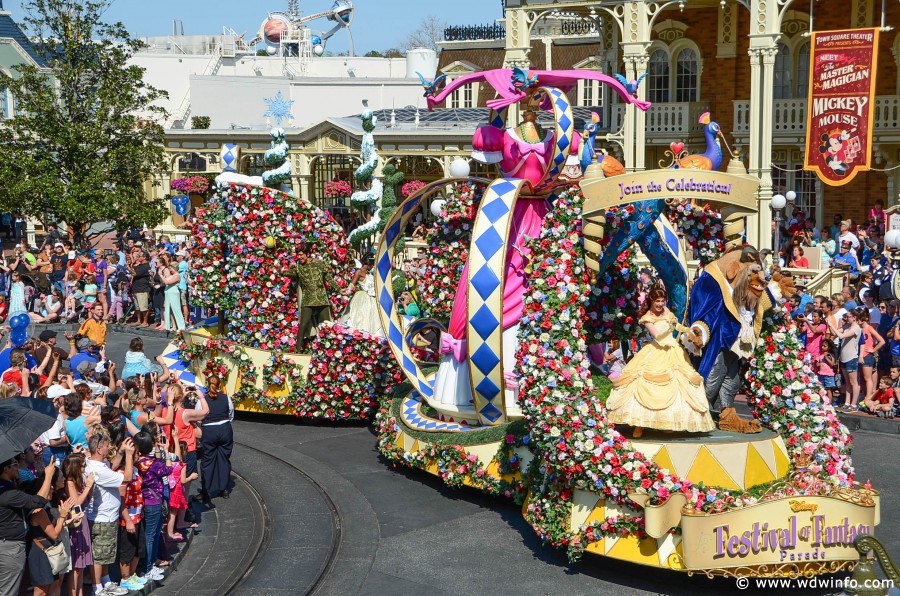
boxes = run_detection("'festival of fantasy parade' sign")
[804,28,879,186]
[680,493,878,570]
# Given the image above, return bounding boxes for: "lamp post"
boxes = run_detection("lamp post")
[771,190,797,264]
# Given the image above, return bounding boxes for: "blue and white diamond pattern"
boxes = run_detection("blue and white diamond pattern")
[375,178,488,399]
[465,177,525,426]
[533,87,575,195]
[488,106,508,130]
[220,144,241,173]
[401,393,478,432]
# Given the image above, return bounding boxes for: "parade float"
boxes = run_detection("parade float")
[370,68,881,578]
[162,95,402,421]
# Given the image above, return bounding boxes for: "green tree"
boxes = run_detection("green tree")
[0,0,169,246]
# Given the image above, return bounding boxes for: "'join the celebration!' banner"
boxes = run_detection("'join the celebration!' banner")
[804,28,879,186]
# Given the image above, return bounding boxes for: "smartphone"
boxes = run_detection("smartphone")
[72,505,82,515]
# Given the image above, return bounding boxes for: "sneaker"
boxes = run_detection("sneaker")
[128,575,148,586]
[146,568,165,581]
[102,583,129,596]
[118,577,143,591]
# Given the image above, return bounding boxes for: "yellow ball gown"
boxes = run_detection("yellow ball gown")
[606,311,715,433]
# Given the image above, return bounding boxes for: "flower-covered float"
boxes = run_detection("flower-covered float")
[161,126,400,420]
[372,68,880,578]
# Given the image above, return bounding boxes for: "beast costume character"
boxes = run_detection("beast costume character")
[682,247,791,431]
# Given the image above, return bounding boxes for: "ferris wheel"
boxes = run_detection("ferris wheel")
[252,1,355,57]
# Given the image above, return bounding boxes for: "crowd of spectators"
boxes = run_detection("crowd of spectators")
[0,326,234,595]
[0,227,201,333]
[778,200,900,418]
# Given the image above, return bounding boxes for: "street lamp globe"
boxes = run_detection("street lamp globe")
[449,158,471,179]
[886,229,900,249]
[785,190,797,203]
[771,194,787,210]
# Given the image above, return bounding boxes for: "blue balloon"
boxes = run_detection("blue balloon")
[176,204,188,216]
[11,330,27,346]
[172,194,190,217]
[9,313,29,331]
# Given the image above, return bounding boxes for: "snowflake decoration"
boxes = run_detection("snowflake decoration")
[263,91,295,126]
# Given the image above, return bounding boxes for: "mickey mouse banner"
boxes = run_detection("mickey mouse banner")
[804,28,879,186]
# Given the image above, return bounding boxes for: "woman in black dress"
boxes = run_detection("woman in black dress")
[199,375,234,501]
[25,466,78,596]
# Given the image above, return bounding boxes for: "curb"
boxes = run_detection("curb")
[34,322,178,340]
[836,411,900,435]
[128,527,197,596]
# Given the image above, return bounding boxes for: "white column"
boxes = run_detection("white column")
[503,7,531,130]
[619,1,652,172]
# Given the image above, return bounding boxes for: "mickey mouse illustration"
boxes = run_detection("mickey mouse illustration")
[819,129,852,176]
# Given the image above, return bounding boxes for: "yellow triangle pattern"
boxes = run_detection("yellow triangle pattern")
[570,490,602,532]
[629,441,663,460]
[744,443,777,487]
[754,439,777,477]
[708,442,751,489]
[687,447,740,491]
[665,444,702,477]
[652,446,675,474]
[605,535,660,566]
[773,441,791,477]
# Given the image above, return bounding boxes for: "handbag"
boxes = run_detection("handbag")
[34,526,71,575]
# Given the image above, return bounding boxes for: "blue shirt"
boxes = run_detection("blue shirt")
[0,348,36,372]
[70,351,99,380]
[64,416,89,449]
[832,252,859,275]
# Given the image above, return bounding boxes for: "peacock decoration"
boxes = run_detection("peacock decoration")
[262,128,292,191]
[674,112,724,171]
[348,110,384,248]
[579,111,625,178]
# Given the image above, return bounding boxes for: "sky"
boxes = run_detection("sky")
[2,0,501,55]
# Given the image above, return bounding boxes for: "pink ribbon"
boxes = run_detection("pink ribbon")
[439,332,467,361]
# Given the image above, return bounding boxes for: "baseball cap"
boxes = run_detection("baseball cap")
[47,385,73,400]
[841,220,851,227]
[75,337,96,351]
[53,242,64,248]
[76,360,96,376]
[38,330,57,343]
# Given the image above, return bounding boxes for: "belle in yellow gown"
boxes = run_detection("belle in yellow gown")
[606,286,715,436]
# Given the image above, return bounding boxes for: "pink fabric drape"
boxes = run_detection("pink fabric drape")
[448,197,549,341]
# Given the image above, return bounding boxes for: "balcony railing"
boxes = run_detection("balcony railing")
[443,24,506,42]
[611,102,710,139]
[733,96,900,136]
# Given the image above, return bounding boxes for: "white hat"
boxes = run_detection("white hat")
[47,385,72,400]
[54,242,64,248]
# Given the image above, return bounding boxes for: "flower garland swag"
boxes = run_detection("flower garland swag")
[418,182,482,322]
[190,183,353,352]
[374,395,530,500]
[299,321,403,420]
[667,200,725,265]
[744,311,854,485]
[170,175,213,196]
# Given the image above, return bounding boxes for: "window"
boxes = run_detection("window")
[312,155,357,208]
[581,80,594,107]
[674,49,698,102]
[797,42,810,98]
[773,44,792,100]
[0,89,7,120]
[177,153,207,172]
[647,50,669,103]
[795,170,817,221]
[449,83,475,109]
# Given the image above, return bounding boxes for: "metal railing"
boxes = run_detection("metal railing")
[443,24,506,42]
[611,101,710,136]
[733,96,900,136]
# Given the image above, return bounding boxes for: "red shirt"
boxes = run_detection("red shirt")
[876,388,895,404]
[174,408,196,452]
[120,472,143,525]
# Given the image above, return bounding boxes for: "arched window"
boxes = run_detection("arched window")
[773,43,792,99]
[796,42,810,98]
[674,48,698,102]
[647,49,669,103]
